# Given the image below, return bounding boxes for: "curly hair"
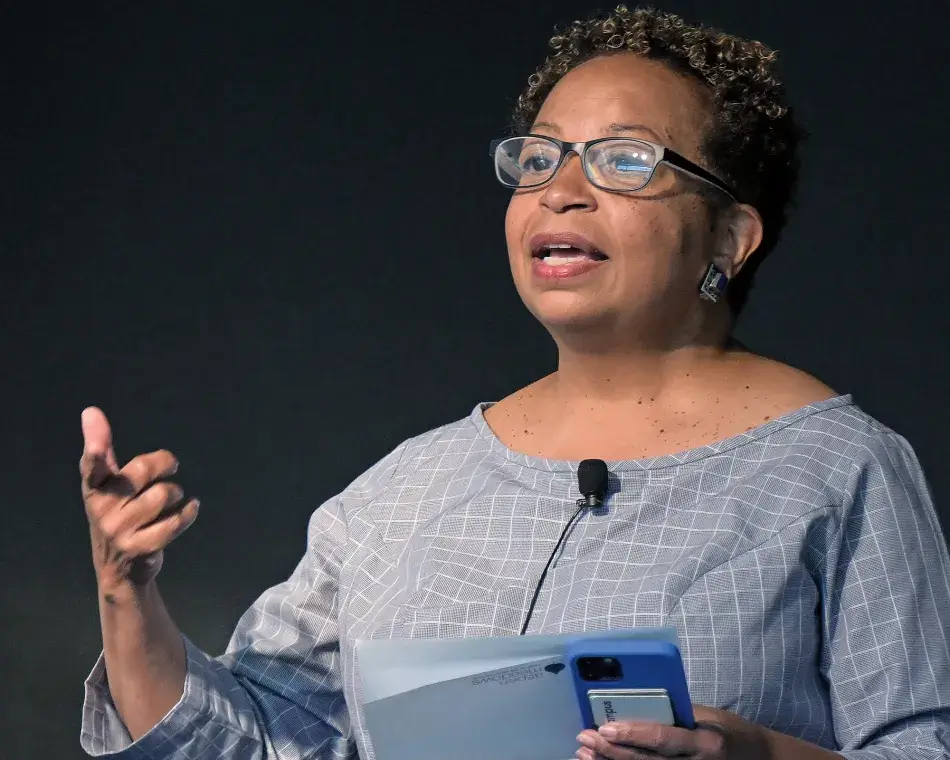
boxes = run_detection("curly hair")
[512,5,805,316]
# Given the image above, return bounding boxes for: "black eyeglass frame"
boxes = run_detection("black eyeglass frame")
[490,135,737,201]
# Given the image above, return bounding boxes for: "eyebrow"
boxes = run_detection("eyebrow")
[605,123,668,142]
[530,121,561,134]
[530,121,668,143]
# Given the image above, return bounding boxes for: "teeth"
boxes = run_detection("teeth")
[543,254,590,264]
[534,241,607,264]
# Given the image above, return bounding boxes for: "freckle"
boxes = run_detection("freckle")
[745,385,750,390]
[524,429,529,433]
[764,416,771,421]
[744,405,748,410]
[659,429,665,433]
[638,398,642,404]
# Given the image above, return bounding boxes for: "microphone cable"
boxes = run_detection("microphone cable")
[519,497,589,635]
[518,458,609,636]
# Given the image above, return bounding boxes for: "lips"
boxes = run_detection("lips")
[528,231,609,280]
[529,231,608,261]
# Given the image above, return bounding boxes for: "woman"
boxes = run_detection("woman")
[79,6,950,760]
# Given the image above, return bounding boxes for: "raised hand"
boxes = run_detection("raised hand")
[80,407,199,592]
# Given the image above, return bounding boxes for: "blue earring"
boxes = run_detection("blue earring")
[699,263,729,303]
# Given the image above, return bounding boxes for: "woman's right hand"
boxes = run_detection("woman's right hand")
[80,407,200,592]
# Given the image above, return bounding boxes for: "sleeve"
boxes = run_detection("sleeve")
[79,441,408,760]
[823,432,950,759]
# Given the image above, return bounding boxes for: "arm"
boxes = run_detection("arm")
[95,579,188,740]
[822,432,950,759]
[79,405,408,760]
[82,498,353,759]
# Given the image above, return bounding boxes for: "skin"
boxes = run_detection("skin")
[80,408,193,739]
[486,53,834,462]
[78,50,837,755]
[484,53,840,760]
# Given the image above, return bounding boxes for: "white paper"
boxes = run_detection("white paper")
[357,627,678,760]
[357,626,678,701]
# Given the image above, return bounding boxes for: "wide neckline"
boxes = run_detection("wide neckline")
[470,393,856,473]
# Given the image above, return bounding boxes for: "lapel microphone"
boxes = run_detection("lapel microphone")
[577,458,609,509]
[519,458,611,635]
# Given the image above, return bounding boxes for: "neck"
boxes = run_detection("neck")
[545,306,737,408]
[550,339,734,408]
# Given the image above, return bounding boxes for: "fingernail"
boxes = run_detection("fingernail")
[171,461,179,475]
[598,725,618,739]
[577,733,597,747]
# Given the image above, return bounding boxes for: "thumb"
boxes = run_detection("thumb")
[81,407,119,484]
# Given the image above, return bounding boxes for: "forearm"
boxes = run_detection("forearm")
[98,578,186,741]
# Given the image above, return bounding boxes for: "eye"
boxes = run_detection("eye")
[602,149,652,175]
[520,146,557,174]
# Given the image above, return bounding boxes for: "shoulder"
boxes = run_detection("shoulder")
[741,365,933,507]
[337,404,494,506]
[731,352,838,412]
[482,375,550,430]
[721,352,933,492]
[735,354,923,467]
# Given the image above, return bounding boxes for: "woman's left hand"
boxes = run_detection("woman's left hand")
[575,706,772,760]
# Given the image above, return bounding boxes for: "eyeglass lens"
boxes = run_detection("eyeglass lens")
[494,136,658,190]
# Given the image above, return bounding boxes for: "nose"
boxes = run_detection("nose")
[539,152,598,213]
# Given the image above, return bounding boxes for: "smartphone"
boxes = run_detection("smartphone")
[565,638,695,730]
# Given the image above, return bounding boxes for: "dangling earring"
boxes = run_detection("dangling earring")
[699,263,729,303]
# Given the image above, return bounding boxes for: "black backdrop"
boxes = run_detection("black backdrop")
[3,1,949,757]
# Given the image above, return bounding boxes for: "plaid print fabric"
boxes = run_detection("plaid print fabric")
[81,395,950,759]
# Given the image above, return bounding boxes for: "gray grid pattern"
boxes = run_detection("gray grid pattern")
[81,395,950,759]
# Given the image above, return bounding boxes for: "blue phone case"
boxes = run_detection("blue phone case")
[565,638,696,730]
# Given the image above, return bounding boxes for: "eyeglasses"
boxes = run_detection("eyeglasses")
[490,135,737,200]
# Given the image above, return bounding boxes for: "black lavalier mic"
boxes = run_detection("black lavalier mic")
[519,458,612,635]
[577,458,609,508]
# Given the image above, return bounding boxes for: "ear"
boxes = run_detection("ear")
[712,203,763,278]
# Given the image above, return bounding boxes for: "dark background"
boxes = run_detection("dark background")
[3,1,948,757]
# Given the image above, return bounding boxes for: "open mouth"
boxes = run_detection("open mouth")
[532,242,609,264]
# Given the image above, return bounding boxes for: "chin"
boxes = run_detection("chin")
[523,290,619,332]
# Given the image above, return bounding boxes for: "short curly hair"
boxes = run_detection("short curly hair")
[512,5,805,316]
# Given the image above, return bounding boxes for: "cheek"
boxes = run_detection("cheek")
[504,194,531,259]
[613,198,710,267]
[613,204,683,263]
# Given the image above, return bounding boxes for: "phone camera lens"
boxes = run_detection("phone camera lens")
[578,656,623,682]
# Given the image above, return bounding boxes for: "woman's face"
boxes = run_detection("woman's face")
[505,53,742,344]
